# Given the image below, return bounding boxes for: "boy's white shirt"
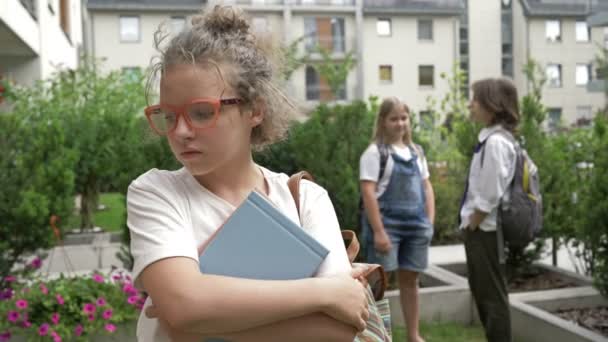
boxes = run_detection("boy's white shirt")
[359,143,430,198]
[127,167,351,342]
[459,124,517,232]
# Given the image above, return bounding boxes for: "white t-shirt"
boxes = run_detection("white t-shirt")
[459,125,517,232]
[127,167,351,342]
[359,143,430,197]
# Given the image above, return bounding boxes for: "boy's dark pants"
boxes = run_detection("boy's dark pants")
[464,229,511,342]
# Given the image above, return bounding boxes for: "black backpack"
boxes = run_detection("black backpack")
[480,131,543,252]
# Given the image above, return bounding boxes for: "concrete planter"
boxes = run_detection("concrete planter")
[511,287,608,342]
[436,262,593,291]
[386,265,473,327]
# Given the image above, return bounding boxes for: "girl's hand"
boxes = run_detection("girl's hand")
[319,274,369,332]
[373,231,392,253]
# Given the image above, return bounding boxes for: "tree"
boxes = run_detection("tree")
[0,78,77,286]
[282,36,310,81]
[49,58,147,230]
[312,47,356,100]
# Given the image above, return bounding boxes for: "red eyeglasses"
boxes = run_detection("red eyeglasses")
[144,98,242,135]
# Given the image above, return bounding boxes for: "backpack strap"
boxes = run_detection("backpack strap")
[287,172,388,300]
[376,143,390,181]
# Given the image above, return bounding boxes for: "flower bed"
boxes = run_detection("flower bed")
[0,269,144,341]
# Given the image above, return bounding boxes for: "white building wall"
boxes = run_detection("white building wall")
[528,18,605,124]
[362,15,457,116]
[0,0,40,54]
[468,0,501,84]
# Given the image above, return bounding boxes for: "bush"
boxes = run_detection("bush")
[0,82,77,287]
[0,271,144,341]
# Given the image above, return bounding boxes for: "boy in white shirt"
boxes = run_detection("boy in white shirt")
[460,78,519,342]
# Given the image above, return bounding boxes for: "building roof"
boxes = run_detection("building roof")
[520,0,608,17]
[87,0,206,11]
[363,0,464,15]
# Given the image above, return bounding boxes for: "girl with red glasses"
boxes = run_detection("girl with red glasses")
[128,5,371,342]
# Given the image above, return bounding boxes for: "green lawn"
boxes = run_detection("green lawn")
[392,321,485,342]
[67,193,125,232]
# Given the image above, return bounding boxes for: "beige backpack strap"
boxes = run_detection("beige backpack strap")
[287,171,387,301]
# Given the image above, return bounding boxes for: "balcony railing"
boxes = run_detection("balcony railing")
[20,0,37,20]
[304,36,347,54]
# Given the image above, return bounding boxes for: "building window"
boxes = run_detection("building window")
[305,66,345,101]
[576,21,590,42]
[417,19,433,41]
[418,65,434,87]
[576,64,592,86]
[171,16,186,34]
[545,20,561,42]
[547,108,562,130]
[120,16,140,42]
[251,17,268,33]
[576,106,592,120]
[59,0,70,37]
[377,18,391,36]
[304,17,345,53]
[419,110,434,130]
[546,64,562,87]
[379,65,393,83]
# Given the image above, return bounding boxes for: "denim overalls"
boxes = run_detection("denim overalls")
[362,145,433,272]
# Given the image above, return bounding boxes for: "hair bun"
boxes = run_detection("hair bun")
[193,5,250,36]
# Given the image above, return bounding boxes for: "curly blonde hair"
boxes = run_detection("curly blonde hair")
[146,5,297,150]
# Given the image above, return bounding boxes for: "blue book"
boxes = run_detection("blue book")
[198,191,329,280]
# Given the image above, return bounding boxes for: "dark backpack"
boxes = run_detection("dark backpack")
[480,131,543,250]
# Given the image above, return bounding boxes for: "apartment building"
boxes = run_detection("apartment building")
[0,0,83,87]
[85,0,461,114]
[362,0,462,116]
[510,0,608,126]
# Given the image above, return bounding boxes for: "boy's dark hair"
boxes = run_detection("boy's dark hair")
[472,78,520,132]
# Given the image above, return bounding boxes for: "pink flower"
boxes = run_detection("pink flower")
[92,274,104,283]
[88,314,95,322]
[83,303,96,314]
[7,311,19,323]
[50,330,62,342]
[96,297,107,306]
[55,294,64,305]
[102,309,113,320]
[51,312,60,325]
[38,323,49,336]
[112,274,122,281]
[40,284,48,295]
[4,276,15,283]
[29,257,42,269]
[122,283,136,295]
[105,323,116,333]
[22,321,32,328]
[127,295,139,305]
[0,331,11,342]
[74,324,83,337]
[16,299,28,309]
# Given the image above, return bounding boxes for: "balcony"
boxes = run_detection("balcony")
[0,0,40,57]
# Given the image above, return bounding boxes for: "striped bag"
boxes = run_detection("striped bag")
[288,172,392,342]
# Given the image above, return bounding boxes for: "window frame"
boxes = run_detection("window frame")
[546,63,562,88]
[119,15,141,43]
[545,19,562,43]
[417,18,433,41]
[376,18,392,37]
[418,65,435,88]
[575,20,591,43]
[379,65,393,84]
